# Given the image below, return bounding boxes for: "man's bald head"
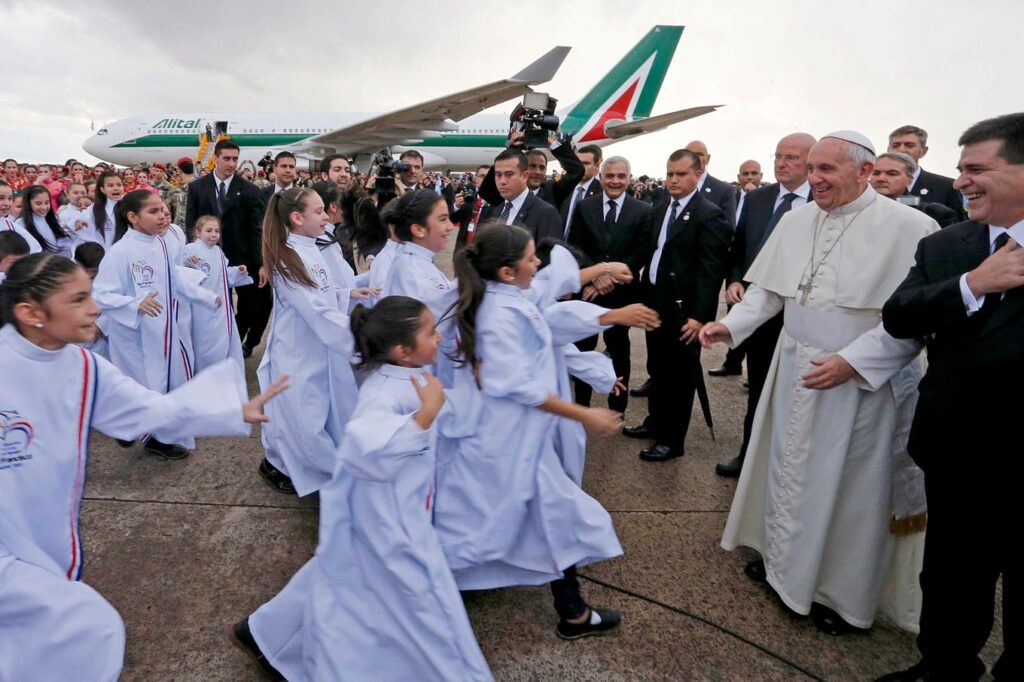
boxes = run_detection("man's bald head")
[685,140,710,169]
[773,133,817,191]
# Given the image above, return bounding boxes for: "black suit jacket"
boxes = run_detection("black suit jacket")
[910,168,964,219]
[567,194,653,305]
[882,220,1024,464]
[698,174,739,227]
[641,193,732,325]
[186,173,266,267]
[559,177,602,234]
[729,183,783,284]
[480,143,585,210]
[477,191,563,245]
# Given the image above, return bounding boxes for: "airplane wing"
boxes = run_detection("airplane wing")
[305,46,571,156]
[603,105,723,140]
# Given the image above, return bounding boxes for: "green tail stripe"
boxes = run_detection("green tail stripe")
[562,25,683,134]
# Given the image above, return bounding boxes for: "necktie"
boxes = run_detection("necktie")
[217,181,227,217]
[498,201,513,224]
[606,199,617,226]
[760,192,798,246]
[565,185,586,236]
[669,199,680,225]
[650,200,680,284]
[979,232,1011,317]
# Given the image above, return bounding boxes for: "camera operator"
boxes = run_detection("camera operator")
[453,164,490,248]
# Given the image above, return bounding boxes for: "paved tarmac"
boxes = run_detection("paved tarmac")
[79,253,1002,681]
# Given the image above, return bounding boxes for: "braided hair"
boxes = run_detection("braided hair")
[0,253,82,330]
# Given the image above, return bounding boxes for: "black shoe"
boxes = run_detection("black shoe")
[810,603,867,636]
[143,436,189,460]
[115,438,136,448]
[708,364,742,377]
[639,444,683,462]
[226,618,285,680]
[555,607,622,640]
[622,424,654,439]
[258,458,296,495]
[744,559,767,583]
[715,455,744,478]
[241,344,253,359]
[875,662,933,682]
[629,378,652,398]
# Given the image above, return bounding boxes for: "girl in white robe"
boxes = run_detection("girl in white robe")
[0,252,287,682]
[80,170,123,249]
[434,223,626,640]
[184,216,252,378]
[16,185,75,257]
[92,190,223,460]
[384,190,460,385]
[302,296,493,681]
[160,208,209,383]
[255,187,359,497]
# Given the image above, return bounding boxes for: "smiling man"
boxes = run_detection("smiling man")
[700,131,939,636]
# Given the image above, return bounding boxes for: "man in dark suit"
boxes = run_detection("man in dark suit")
[622,149,732,461]
[260,151,297,203]
[566,155,653,412]
[685,140,739,225]
[888,125,966,219]
[714,133,816,478]
[479,135,583,209]
[870,152,960,228]
[559,144,604,236]
[878,113,1024,682]
[186,139,268,357]
[476,149,562,243]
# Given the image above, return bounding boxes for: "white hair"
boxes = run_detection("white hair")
[601,156,631,176]
[846,143,876,167]
[876,151,918,176]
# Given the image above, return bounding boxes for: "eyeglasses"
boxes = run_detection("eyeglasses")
[773,154,802,163]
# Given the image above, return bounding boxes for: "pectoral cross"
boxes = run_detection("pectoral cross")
[797,278,814,305]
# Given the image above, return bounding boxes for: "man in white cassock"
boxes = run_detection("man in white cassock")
[700,131,937,634]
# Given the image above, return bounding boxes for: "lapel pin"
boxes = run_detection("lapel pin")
[920,188,929,195]
[683,213,691,221]
[704,187,711,193]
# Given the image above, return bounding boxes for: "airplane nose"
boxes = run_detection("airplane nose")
[82,135,101,158]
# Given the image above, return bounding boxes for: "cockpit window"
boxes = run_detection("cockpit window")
[97,128,108,135]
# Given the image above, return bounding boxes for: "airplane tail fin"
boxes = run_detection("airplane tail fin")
[561,25,685,144]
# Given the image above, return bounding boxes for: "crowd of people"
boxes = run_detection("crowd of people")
[0,112,1020,681]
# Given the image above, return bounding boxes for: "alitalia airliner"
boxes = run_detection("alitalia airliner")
[82,26,719,171]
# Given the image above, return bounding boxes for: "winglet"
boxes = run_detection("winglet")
[510,46,571,84]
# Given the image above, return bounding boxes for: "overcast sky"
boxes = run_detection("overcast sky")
[3,0,1021,182]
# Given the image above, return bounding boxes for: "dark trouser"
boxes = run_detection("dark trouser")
[573,324,631,412]
[736,312,783,460]
[236,280,273,349]
[550,565,588,620]
[916,437,1019,680]
[642,322,698,452]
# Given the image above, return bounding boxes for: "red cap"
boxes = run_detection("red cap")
[153,163,167,170]
[176,156,193,167]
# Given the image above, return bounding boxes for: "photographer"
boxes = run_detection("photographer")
[452,164,490,248]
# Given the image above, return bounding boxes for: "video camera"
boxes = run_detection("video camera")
[509,92,560,149]
[371,150,413,199]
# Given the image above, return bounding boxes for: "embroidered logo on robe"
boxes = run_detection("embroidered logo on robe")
[311,263,330,292]
[0,410,34,470]
[131,261,155,287]
[194,259,211,275]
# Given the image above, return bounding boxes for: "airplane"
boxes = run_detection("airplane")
[82,25,720,171]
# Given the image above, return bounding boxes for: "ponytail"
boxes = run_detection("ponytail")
[261,188,317,288]
[390,189,445,242]
[350,296,426,368]
[450,222,532,369]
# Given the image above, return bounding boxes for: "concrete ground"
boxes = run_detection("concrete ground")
[80,264,1003,680]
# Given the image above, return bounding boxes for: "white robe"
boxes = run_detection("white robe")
[385,241,459,386]
[0,325,249,682]
[257,232,358,496]
[303,364,493,682]
[367,238,400,304]
[319,225,358,313]
[434,274,623,590]
[16,213,74,257]
[77,200,118,248]
[720,187,936,630]
[92,229,219,447]
[2,214,42,253]
[183,240,251,378]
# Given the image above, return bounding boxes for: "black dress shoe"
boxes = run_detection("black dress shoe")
[226,617,285,680]
[811,603,867,636]
[744,559,767,583]
[639,444,683,462]
[555,606,622,640]
[115,438,136,448]
[622,424,654,439]
[715,455,744,478]
[258,458,297,495]
[142,436,189,460]
[241,344,253,359]
[629,378,652,397]
[708,364,742,377]
[875,662,933,682]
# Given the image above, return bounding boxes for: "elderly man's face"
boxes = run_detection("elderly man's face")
[807,139,873,211]
[870,157,913,198]
[600,161,630,199]
[737,161,762,189]
[888,134,927,162]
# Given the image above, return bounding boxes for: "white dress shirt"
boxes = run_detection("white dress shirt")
[563,177,598,235]
[773,180,812,211]
[601,192,625,221]
[502,188,531,225]
[649,189,697,283]
[959,218,1024,313]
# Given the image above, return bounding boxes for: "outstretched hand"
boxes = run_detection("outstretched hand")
[351,287,382,300]
[698,322,732,349]
[243,375,290,423]
[610,378,628,396]
[600,303,660,331]
[582,407,623,437]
